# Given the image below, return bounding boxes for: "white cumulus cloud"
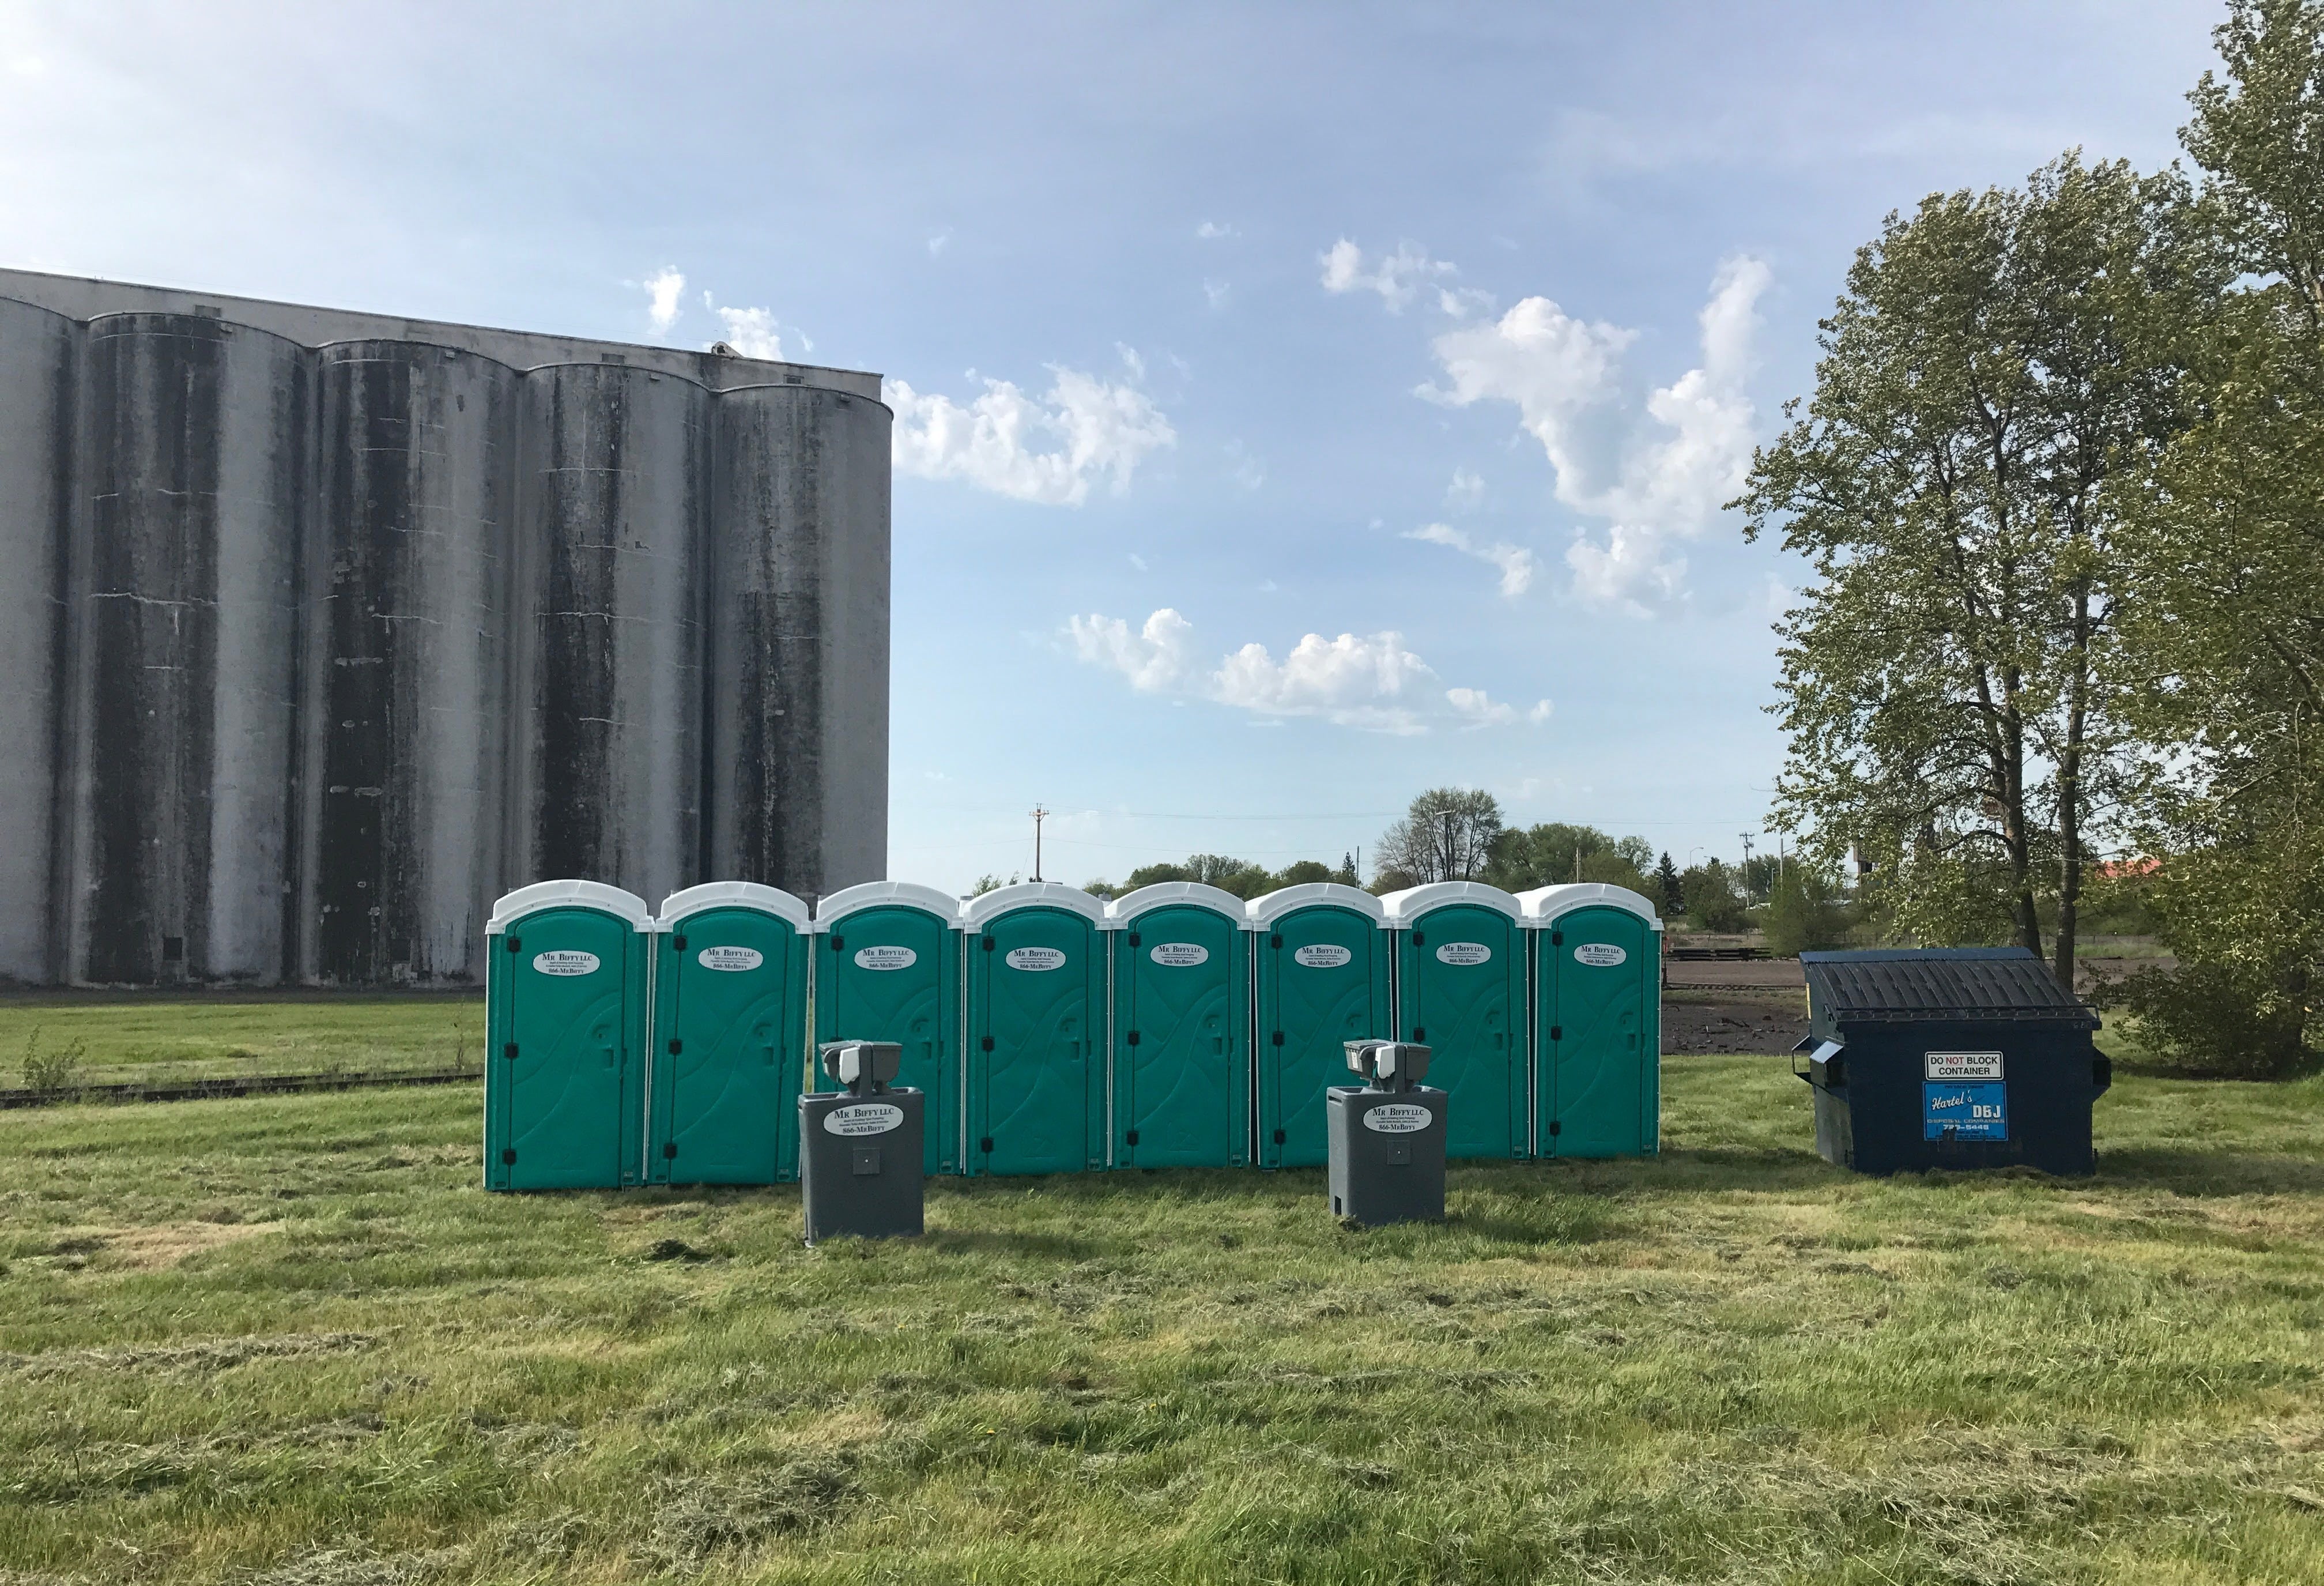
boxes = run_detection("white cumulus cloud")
[1405,522,1535,598]
[1445,687,1518,728]
[643,267,684,334]
[712,305,784,360]
[1066,609,1194,692]
[1196,220,1237,239]
[1069,609,1541,735]
[890,364,1176,506]
[1421,255,1771,614]
[696,291,808,361]
[1444,468,1485,510]
[1320,238,1458,313]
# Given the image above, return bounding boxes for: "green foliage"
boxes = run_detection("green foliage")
[1681,861,1748,933]
[1762,867,1854,956]
[1483,822,1653,896]
[16,1027,86,1094]
[5,1065,2324,1579]
[1375,788,1503,886]
[1738,153,2212,981]
[2091,0,2324,1072]
[968,873,1016,898]
[2121,956,2316,1080]
[1120,855,1348,901]
[1654,852,1685,916]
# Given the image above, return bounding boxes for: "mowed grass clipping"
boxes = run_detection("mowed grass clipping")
[2,1057,2322,1584]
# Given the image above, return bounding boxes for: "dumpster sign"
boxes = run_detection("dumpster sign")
[1926,1051,2003,1081]
[1925,1082,2008,1140]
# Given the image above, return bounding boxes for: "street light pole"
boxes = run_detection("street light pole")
[1030,806,1048,882]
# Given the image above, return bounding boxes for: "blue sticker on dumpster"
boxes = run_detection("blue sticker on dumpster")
[1924,1082,2007,1140]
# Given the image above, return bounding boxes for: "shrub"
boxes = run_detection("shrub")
[2119,959,2315,1080]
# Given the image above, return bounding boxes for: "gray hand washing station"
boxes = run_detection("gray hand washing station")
[799,1041,925,1241]
[1327,1040,1445,1227]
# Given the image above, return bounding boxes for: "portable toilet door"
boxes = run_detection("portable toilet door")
[647,882,810,1186]
[1381,882,1527,1159]
[1105,882,1252,1169]
[963,883,1108,1177]
[811,881,963,1176]
[1518,884,1662,1158]
[484,880,652,1191]
[1248,883,1391,1169]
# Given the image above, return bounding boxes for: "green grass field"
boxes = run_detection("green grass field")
[1,999,484,1090]
[3,1049,2321,1584]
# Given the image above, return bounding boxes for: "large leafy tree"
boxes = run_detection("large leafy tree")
[1372,788,1504,889]
[2115,0,2323,1073]
[1482,823,1653,894]
[1737,154,2210,988]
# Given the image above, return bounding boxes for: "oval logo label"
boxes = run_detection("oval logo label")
[822,1102,904,1137]
[854,945,918,971]
[531,950,599,976]
[1150,942,1209,968]
[1293,944,1352,969]
[1361,1103,1432,1134]
[1005,947,1066,971]
[698,945,763,972]
[1574,943,1626,968]
[1435,942,1491,966]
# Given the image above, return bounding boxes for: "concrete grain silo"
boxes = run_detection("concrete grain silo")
[0,267,891,989]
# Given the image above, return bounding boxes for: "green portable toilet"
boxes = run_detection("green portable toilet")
[810,880,963,1176]
[484,880,652,1191]
[963,883,1108,1177]
[1518,884,1662,1158]
[1104,881,1252,1169]
[1381,882,1527,1160]
[1248,883,1391,1169]
[647,882,811,1185]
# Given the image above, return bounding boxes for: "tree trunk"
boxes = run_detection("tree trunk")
[2054,589,2091,992]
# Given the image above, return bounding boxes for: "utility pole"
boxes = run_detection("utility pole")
[1740,831,1755,896]
[1442,811,1457,881]
[1573,843,1582,884]
[1031,806,1048,882]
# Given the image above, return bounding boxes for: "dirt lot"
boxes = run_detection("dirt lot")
[1661,993,1808,1054]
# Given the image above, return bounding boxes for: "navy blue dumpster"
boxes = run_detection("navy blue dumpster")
[1795,947,2111,1176]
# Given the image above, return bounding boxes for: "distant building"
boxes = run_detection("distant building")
[0,268,891,986]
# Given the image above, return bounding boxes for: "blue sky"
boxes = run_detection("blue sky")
[0,1,2227,892]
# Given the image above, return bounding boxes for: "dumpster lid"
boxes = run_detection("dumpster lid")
[1799,947,2098,1027]
[656,881,811,933]
[1106,880,1259,929]
[810,880,961,933]
[1377,881,1522,926]
[487,879,652,933]
[1246,881,1386,928]
[959,881,1111,933]
[1513,882,1663,930]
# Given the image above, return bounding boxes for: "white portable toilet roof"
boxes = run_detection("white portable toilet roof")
[810,880,962,933]
[1106,880,1258,929]
[958,881,1112,933]
[1245,881,1389,928]
[1376,880,1523,926]
[1514,881,1665,931]
[486,879,653,933]
[655,880,812,933]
